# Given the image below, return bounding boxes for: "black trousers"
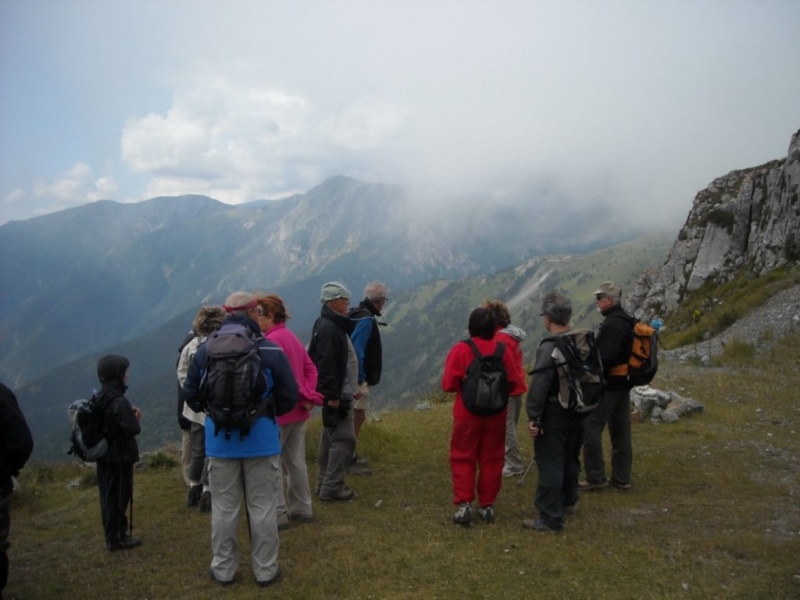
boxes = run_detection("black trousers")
[96,461,134,544]
[534,408,585,530]
[1,489,11,593]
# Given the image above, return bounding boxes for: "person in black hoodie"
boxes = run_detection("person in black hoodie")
[95,355,142,551]
[0,382,34,596]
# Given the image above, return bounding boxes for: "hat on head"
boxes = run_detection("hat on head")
[320,281,351,303]
[593,281,621,300]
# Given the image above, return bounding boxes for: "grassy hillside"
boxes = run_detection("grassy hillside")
[7,333,799,599]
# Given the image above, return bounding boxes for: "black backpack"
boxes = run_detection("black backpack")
[461,339,509,416]
[200,323,270,440]
[532,330,606,413]
[67,395,108,462]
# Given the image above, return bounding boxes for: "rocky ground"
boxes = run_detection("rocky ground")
[662,283,800,363]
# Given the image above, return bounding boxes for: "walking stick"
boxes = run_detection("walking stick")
[517,456,536,486]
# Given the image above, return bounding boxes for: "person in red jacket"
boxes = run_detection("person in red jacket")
[442,307,525,527]
[483,300,529,477]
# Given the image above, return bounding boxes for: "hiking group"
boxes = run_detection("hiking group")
[1,277,656,592]
[443,281,656,531]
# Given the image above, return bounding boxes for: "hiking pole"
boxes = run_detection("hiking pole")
[518,456,536,486]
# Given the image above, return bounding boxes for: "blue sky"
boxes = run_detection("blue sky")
[1,0,798,226]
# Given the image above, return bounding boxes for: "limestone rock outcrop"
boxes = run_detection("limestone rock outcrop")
[630,129,800,319]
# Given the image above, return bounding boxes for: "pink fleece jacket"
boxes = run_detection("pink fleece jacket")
[264,322,324,425]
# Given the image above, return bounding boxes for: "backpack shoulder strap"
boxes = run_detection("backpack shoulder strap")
[493,341,505,359]
[528,337,559,375]
[463,338,481,358]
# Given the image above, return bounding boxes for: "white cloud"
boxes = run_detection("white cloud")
[120,74,407,204]
[1,163,119,221]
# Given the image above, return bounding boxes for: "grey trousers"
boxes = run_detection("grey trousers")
[582,387,633,485]
[278,421,313,518]
[504,395,524,474]
[316,407,356,497]
[208,456,281,583]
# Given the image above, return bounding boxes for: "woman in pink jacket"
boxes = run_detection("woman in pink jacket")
[256,294,324,527]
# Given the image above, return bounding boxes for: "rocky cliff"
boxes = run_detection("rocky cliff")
[630,128,800,318]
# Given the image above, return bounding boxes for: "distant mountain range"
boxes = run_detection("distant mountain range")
[1,174,654,461]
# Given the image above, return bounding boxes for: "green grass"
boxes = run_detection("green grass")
[660,265,800,349]
[7,335,800,599]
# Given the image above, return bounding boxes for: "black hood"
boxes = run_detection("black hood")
[97,354,130,385]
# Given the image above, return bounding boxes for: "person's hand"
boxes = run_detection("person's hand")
[527,420,542,438]
[301,401,313,411]
[327,399,340,409]
[133,407,142,422]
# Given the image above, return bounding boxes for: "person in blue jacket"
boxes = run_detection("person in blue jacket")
[182,291,298,588]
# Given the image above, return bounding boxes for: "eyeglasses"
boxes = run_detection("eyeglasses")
[594,294,608,302]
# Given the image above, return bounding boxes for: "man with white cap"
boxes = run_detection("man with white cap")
[309,281,359,501]
[580,281,635,492]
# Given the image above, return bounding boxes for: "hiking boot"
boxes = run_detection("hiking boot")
[256,568,283,588]
[208,566,233,587]
[348,464,372,476]
[289,514,313,524]
[319,486,355,502]
[453,503,472,527]
[522,518,560,533]
[478,505,495,524]
[578,479,608,491]
[277,512,291,531]
[612,480,632,490]
[187,483,203,507]
[108,536,142,551]
[351,454,370,467]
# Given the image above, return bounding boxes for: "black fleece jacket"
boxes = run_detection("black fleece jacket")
[308,304,355,402]
[0,383,34,493]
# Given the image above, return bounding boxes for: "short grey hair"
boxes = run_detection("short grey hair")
[365,281,389,301]
[541,292,572,326]
[223,291,257,318]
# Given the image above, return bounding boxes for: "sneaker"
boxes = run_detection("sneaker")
[578,479,608,491]
[198,491,212,513]
[277,512,291,531]
[208,566,233,587]
[453,503,472,527]
[502,468,524,478]
[187,483,203,507]
[522,518,560,533]
[256,568,283,588]
[347,464,372,476]
[319,486,355,502]
[478,505,495,524]
[612,480,632,490]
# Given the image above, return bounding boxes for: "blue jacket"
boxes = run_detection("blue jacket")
[182,315,298,458]
[348,299,383,386]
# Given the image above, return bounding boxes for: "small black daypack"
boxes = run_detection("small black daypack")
[461,339,509,416]
[67,395,108,462]
[200,323,270,440]
[532,330,606,413]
